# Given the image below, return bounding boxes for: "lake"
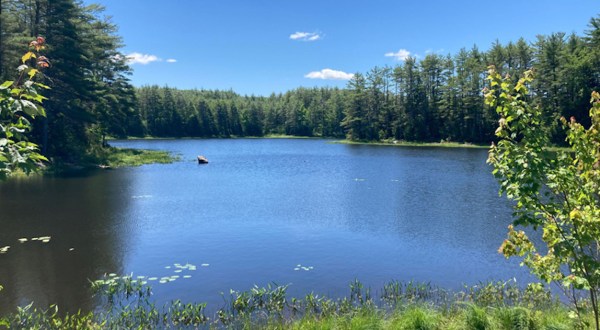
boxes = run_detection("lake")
[0,138,531,314]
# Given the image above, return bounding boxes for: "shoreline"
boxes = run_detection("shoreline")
[332,139,490,149]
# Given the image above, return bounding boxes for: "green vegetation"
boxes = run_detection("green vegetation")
[487,67,600,329]
[0,278,591,329]
[0,36,48,180]
[2,0,600,328]
[2,2,600,160]
[125,17,600,147]
[1,0,136,166]
[334,139,489,149]
[102,147,179,168]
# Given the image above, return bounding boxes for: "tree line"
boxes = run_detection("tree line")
[132,17,600,145]
[2,0,600,167]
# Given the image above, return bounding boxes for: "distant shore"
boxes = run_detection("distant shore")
[333,139,490,149]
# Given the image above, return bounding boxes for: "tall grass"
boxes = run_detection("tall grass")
[103,147,179,167]
[0,277,590,329]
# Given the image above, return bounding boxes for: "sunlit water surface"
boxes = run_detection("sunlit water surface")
[0,139,531,314]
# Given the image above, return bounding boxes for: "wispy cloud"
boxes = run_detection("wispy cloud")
[126,53,177,65]
[384,49,412,61]
[304,69,354,80]
[290,31,322,42]
[126,52,160,65]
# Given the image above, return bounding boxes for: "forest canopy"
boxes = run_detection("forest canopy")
[2,0,600,164]
[130,19,600,145]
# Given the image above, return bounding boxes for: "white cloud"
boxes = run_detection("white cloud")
[126,52,160,65]
[166,59,177,63]
[290,31,322,41]
[304,69,354,80]
[384,49,412,61]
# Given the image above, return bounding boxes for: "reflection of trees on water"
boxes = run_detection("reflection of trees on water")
[0,170,135,314]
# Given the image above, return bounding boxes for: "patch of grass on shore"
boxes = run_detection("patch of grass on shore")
[103,147,180,168]
[334,139,490,149]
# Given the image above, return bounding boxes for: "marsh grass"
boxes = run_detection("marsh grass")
[0,278,591,329]
[103,147,179,167]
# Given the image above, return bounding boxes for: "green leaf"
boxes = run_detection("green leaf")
[20,100,40,117]
[0,81,13,89]
[27,68,38,79]
[21,51,36,63]
[34,82,50,89]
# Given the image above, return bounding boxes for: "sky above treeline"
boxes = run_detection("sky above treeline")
[84,0,599,96]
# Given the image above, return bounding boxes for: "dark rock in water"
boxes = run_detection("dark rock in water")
[197,155,209,164]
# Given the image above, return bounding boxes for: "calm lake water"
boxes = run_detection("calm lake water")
[0,139,532,314]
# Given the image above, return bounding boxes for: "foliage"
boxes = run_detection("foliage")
[486,66,600,328]
[2,5,600,163]
[0,278,582,329]
[0,36,48,180]
[0,0,136,164]
[128,17,600,146]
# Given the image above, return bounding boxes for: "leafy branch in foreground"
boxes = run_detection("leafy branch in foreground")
[0,37,49,180]
[486,66,600,329]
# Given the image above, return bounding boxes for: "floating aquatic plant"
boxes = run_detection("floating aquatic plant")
[294,264,314,271]
[29,236,51,243]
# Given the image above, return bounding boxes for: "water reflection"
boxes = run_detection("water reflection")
[0,170,134,314]
[0,139,533,314]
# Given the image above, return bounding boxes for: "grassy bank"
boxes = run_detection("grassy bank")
[102,147,180,168]
[0,277,593,329]
[333,139,490,149]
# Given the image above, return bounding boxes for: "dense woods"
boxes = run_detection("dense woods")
[132,23,600,145]
[0,0,135,164]
[2,0,600,164]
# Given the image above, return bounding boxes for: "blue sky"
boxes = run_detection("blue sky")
[85,0,599,95]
